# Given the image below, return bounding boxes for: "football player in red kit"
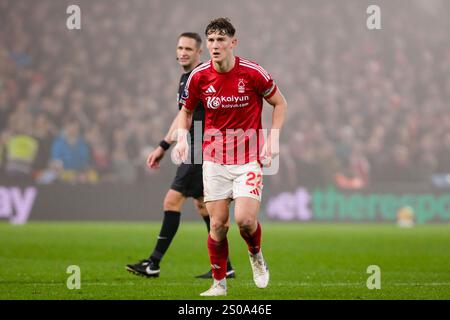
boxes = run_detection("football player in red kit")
[175,18,287,296]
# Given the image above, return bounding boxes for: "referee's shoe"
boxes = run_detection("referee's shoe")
[195,268,236,279]
[126,259,160,278]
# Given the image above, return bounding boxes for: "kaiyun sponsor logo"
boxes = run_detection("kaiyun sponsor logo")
[206,95,249,109]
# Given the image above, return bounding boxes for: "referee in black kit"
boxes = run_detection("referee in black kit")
[126,32,235,279]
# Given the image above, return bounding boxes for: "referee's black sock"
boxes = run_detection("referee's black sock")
[202,215,211,233]
[203,215,234,271]
[149,211,180,266]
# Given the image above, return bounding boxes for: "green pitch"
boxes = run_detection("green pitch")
[0,222,449,300]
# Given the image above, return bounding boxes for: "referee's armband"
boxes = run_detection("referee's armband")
[159,140,172,151]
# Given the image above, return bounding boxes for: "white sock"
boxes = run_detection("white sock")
[214,278,227,288]
[250,250,262,257]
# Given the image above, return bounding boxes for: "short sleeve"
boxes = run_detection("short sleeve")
[180,72,200,111]
[253,65,277,99]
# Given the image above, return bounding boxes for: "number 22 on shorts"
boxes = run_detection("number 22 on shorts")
[246,172,262,188]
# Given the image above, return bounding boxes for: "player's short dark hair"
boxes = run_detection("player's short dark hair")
[205,18,236,37]
[178,32,202,49]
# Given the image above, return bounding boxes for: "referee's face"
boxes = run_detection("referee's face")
[177,37,201,70]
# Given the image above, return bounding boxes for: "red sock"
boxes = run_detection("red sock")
[240,222,262,254]
[207,234,228,280]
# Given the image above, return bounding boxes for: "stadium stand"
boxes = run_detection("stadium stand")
[1,0,449,191]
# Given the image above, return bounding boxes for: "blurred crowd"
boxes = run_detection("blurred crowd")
[0,0,449,189]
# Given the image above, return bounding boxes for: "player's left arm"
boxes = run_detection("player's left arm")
[252,63,287,158]
[264,89,287,158]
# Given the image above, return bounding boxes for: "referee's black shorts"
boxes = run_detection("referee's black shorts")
[170,163,203,199]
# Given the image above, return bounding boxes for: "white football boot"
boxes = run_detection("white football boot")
[248,250,270,288]
[200,280,227,297]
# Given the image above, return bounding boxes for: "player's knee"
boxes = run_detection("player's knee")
[210,219,227,232]
[236,218,256,233]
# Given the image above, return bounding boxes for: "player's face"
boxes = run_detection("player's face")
[206,31,236,63]
[176,37,201,69]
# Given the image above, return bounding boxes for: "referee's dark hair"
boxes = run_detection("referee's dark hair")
[178,32,202,49]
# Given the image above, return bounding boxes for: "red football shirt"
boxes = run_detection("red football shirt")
[180,56,277,164]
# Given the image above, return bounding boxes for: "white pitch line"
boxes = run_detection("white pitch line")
[392,282,450,286]
[10,282,450,287]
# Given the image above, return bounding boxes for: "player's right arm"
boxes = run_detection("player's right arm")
[173,69,201,164]
[148,65,202,168]
[173,107,193,163]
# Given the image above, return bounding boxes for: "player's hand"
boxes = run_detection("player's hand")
[260,141,272,167]
[260,135,279,167]
[172,140,189,165]
[147,147,165,169]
